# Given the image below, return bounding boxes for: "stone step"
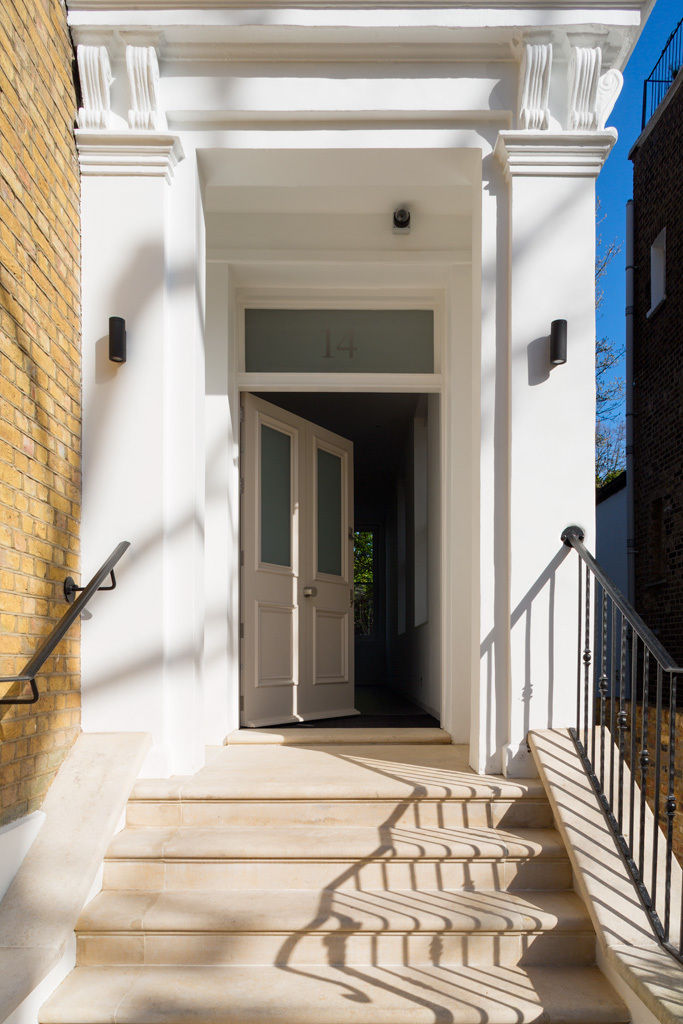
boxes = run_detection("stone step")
[226,727,452,745]
[106,824,566,861]
[39,964,629,1024]
[103,825,571,892]
[126,797,553,830]
[75,889,596,967]
[131,744,547,805]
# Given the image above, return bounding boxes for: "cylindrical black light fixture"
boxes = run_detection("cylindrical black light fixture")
[550,319,567,366]
[109,316,126,364]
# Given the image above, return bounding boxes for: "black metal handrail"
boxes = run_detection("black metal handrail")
[0,541,130,705]
[642,16,683,128]
[562,525,682,963]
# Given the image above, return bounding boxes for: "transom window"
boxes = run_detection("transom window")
[245,308,434,374]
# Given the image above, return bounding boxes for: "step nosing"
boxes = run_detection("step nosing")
[105,853,568,862]
[78,927,593,937]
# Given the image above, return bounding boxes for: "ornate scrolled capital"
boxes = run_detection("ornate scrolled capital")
[126,46,166,131]
[77,45,113,130]
[518,42,553,130]
[596,68,624,129]
[568,46,602,131]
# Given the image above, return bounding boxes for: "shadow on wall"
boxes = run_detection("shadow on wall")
[480,545,570,771]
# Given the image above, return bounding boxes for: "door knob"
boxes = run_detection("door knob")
[303,586,317,598]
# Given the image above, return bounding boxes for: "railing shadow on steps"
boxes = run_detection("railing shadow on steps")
[0,541,130,706]
[562,525,683,964]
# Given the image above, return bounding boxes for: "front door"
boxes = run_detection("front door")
[241,393,355,727]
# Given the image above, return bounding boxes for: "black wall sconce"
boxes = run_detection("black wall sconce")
[550,319,567,366]
[109,316,126,364]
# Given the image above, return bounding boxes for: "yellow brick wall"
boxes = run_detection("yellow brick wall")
[0,0,81,825]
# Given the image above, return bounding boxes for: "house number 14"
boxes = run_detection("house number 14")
[323,328,357,359]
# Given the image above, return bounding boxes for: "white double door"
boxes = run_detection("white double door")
[241,393,356,727]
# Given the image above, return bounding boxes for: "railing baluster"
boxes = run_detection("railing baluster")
[610,599,616,808]
[617,613,627,834]
[652,663,663,908]
[583,565,592,754]
[599,586,608,790]
[577,557,582,738]
[589,577,593,770]
[629,629,637,853]
[664,671,676,942]
[638,650,649,879]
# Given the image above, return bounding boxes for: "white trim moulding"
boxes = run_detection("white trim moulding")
[494,128,617,178]
[75,130,185,180]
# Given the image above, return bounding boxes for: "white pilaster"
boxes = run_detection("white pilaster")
[472,149,510,774]
[494,128,616,776]
[78,130,205,777]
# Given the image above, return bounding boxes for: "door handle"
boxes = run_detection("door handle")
[303,586,317,598]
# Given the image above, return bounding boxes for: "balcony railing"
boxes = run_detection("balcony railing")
[642,17,683,128]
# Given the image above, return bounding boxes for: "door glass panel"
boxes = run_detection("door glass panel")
[260,425,291,567]
[246,309,434,373]
[317,448,342,576]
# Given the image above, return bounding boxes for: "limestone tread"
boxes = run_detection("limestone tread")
[77,889,591,935]
[39,964,629,1024]
[130,744,546,802]
[105,826,565,862]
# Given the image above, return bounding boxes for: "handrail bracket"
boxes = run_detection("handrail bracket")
[64,569,117,604]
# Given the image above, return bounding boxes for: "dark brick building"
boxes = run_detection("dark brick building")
[629,54,683,667]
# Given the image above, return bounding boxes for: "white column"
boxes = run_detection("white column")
[494,129,616,775]
[78,131,204,776]
[472,147,510,774]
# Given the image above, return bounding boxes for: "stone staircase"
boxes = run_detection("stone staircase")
[40,738,629,1023]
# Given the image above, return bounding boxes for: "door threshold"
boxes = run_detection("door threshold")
[226,727,451,746]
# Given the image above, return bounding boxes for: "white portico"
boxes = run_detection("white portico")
[68,1,645,779]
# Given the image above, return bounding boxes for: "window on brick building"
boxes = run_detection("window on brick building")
[648,227,666,316]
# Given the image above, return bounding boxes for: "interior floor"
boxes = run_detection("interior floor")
[276,685,440,729]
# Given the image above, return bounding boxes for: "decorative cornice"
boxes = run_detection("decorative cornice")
[126,46,166,130]
[568,45,601,130]
[77,45,113,129]
[75,131,185,182]
[518,41,552,130]
[494,129,617,178]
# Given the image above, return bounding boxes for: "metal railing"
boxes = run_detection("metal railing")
[562,525,682,963]
[0,542,130,705]
[642,16,683,128]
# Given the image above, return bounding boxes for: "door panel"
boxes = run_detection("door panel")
[314,610,348,684]
[257,603,295,686]
[241,393,355,727]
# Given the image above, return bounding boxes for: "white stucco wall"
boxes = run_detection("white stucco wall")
[69,2,645,776]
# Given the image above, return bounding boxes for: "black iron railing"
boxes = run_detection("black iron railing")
[642,17,683,128]
[562,525,682,963]
[0,541,130,705]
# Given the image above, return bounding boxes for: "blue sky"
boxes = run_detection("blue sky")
[596,0,682,414]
